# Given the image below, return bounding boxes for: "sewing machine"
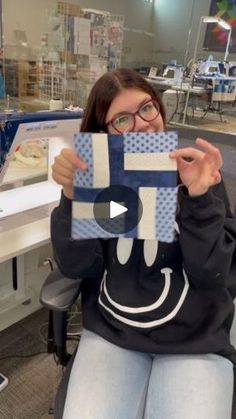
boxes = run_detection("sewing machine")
[162,65,184,84]
[0,110,83,218]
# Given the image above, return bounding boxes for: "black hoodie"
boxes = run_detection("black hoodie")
[51,181,236,364]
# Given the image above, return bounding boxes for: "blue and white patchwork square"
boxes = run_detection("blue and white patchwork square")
[72,131,178,242]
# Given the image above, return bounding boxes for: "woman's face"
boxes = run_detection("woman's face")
[105,88,164,134]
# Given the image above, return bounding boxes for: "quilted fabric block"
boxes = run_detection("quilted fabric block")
[72,131,178,242]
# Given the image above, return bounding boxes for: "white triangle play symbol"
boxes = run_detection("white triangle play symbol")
[110,201,128,219]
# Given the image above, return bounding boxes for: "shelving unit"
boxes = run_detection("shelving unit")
[4,59,39,99]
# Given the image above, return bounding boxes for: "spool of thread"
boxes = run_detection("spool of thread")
[49,98,63,111]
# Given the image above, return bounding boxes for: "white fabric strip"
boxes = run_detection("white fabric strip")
[72,202,93,219]
[124,152,177,171]
[138,187,156,239]
[73,201,108,219]
[92,133,110,187]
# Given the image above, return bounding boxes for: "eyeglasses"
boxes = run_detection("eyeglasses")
[106,99,160,134]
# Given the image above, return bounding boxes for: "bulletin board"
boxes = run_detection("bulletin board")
[203,0,236,53]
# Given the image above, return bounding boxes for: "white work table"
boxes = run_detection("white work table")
[0,204,55,263]
[0,202,58,331]
[146,77,211,95]
[2,164,47,187]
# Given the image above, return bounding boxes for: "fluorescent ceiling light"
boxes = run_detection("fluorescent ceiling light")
[202,16,231,30]
[202,16,219,23]
[218,19,231,30]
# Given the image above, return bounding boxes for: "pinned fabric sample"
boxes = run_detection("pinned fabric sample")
[72,131,178,242]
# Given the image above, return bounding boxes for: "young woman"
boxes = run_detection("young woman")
[51,68,236,419]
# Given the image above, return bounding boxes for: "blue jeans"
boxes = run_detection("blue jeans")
[62,329,234,419]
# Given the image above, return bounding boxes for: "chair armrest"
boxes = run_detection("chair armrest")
[40,268,83,312]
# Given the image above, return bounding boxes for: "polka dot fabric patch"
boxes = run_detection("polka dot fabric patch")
[74,132,93,187]
[123,131,177,153]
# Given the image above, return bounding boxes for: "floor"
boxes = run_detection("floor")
[0,307,81,419]
[172,107,236,135]
[1,96,236,134]
[0,309,59,419]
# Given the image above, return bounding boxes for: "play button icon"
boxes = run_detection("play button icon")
[110,201,128,219]
[93,185,143,235]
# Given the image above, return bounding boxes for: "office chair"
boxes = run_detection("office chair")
[40,134,236,419]
[40,269,83,417]
[40,269,82,366]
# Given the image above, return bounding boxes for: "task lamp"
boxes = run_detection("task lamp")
[182,16,232,125]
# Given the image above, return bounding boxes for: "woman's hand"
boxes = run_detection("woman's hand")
[169,138,222,197]
[51,148,87,200]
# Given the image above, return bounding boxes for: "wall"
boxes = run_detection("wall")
[2,0,155,67]
[152,0,235,66]
[2,0,51,60]
[2,0,234,69]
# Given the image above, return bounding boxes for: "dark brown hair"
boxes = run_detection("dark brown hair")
[80,68,166,132]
